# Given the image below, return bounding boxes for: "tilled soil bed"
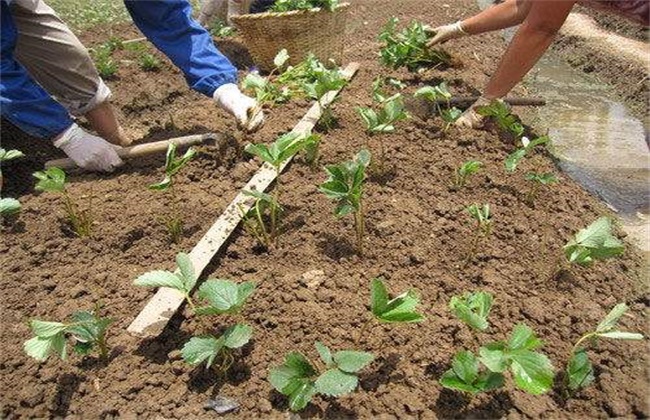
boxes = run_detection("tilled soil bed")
[1,0,648,418]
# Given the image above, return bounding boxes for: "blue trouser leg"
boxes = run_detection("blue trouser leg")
[0,1,72,139]
[124,0,238,98]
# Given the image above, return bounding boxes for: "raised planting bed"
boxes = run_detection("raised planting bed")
[1,0,647,418]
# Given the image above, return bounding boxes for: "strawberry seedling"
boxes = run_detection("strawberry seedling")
[357,94,408,172]
[477,100,524,137]
[504,136,550,173]
[1,148,24,219]
[319,149,371,256]
[378,17,451,72]
[24,305,113,362]
[454,160,482,189]
[449,291,493,332]
[33,167,93,237]
[465,204,492,262]
[245,132,312,247]
[269,341,373,411]
[209,19,236,37]
[356,278,424,346]
[440,350,504,395]
[240,190,280,249]
[478,324,554,394]
[270,0,340,12]
[524,172,558,204]
[149,143,196,243]
[135,253,256,372]
[563,216,624,267]
[242,50,292,106]
[414,82,452,115]
[441,107,462,132]
[303,65,347,132]
[565,303,643,395]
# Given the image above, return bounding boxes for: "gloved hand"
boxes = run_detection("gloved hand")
[213,83,264,132]
[426,21,468,48]
[455,96,492,129]
[53,123,123,172]
[197,0,227,26]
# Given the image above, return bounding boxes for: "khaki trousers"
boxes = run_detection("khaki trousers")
[10,0,110,116]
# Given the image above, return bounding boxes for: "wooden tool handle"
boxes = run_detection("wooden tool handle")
[44,133,221,170]
[441,97,546,107]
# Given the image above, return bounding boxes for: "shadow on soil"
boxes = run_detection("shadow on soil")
[433,388,514,419]
[51,373,84,417]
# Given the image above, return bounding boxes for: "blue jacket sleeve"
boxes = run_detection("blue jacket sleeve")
[0,1,72,139]
[124,0,238,98]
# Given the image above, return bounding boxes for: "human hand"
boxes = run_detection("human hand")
[53,123,123,172]
[213,83,264,132]
[455,96,492,129]
[425,21,467,48]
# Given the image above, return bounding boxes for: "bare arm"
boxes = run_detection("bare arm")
[462,0,532,34]
[483,0,577,99]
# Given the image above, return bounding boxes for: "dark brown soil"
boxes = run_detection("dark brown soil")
[1,0,648,418]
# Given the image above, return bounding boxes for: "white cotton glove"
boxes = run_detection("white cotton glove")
[213,83,264,132]
[455,96,492,129]
[198,0,227,26]
[426,21,468,48]
[53,123,123,172]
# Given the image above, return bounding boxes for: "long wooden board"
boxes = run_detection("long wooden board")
[127,62,360,337]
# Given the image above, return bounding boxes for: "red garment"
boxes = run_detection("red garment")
[580,0,650,26]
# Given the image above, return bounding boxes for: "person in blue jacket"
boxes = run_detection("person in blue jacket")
[1,0,263,172]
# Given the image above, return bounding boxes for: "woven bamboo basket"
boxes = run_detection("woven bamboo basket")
[231,3,350,72]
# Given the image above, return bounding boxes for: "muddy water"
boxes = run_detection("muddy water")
[527,55,650,258]
[475,0,650,257]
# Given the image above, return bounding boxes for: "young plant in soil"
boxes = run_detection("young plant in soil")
[242,50,292,106]
[414,82,452,115]
[149,143,196,243]
[524,172,558,204]
[440,107,462,133]
[477,100,524,138]
[134,252,256,372]
[565,303,643,396]
[449,291,494,332]
[209,19,236,37]
[378,17,451,72]
[245,132,311,247]
[270,0,340,12]
[303,65,347,132]
[33,167,93,237]
[1,148,24,219]
[357,94,408,172]
[319,149,371,256]
[441,324,554,395]
[92,44,118,79]
[355,278,425,346]
[138,52,162,72]
[563,216,624,267]
[269,341,373,411]
[302,133,322,169]
[24,304,113,362]
[372,76,406,104]
[504,135,550,173]
[240,190,280,249]
[454,160,482,189]
[465,203,492,261]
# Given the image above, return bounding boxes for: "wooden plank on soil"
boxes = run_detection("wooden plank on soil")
[45,133,221,170]
[127,62,360,337]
